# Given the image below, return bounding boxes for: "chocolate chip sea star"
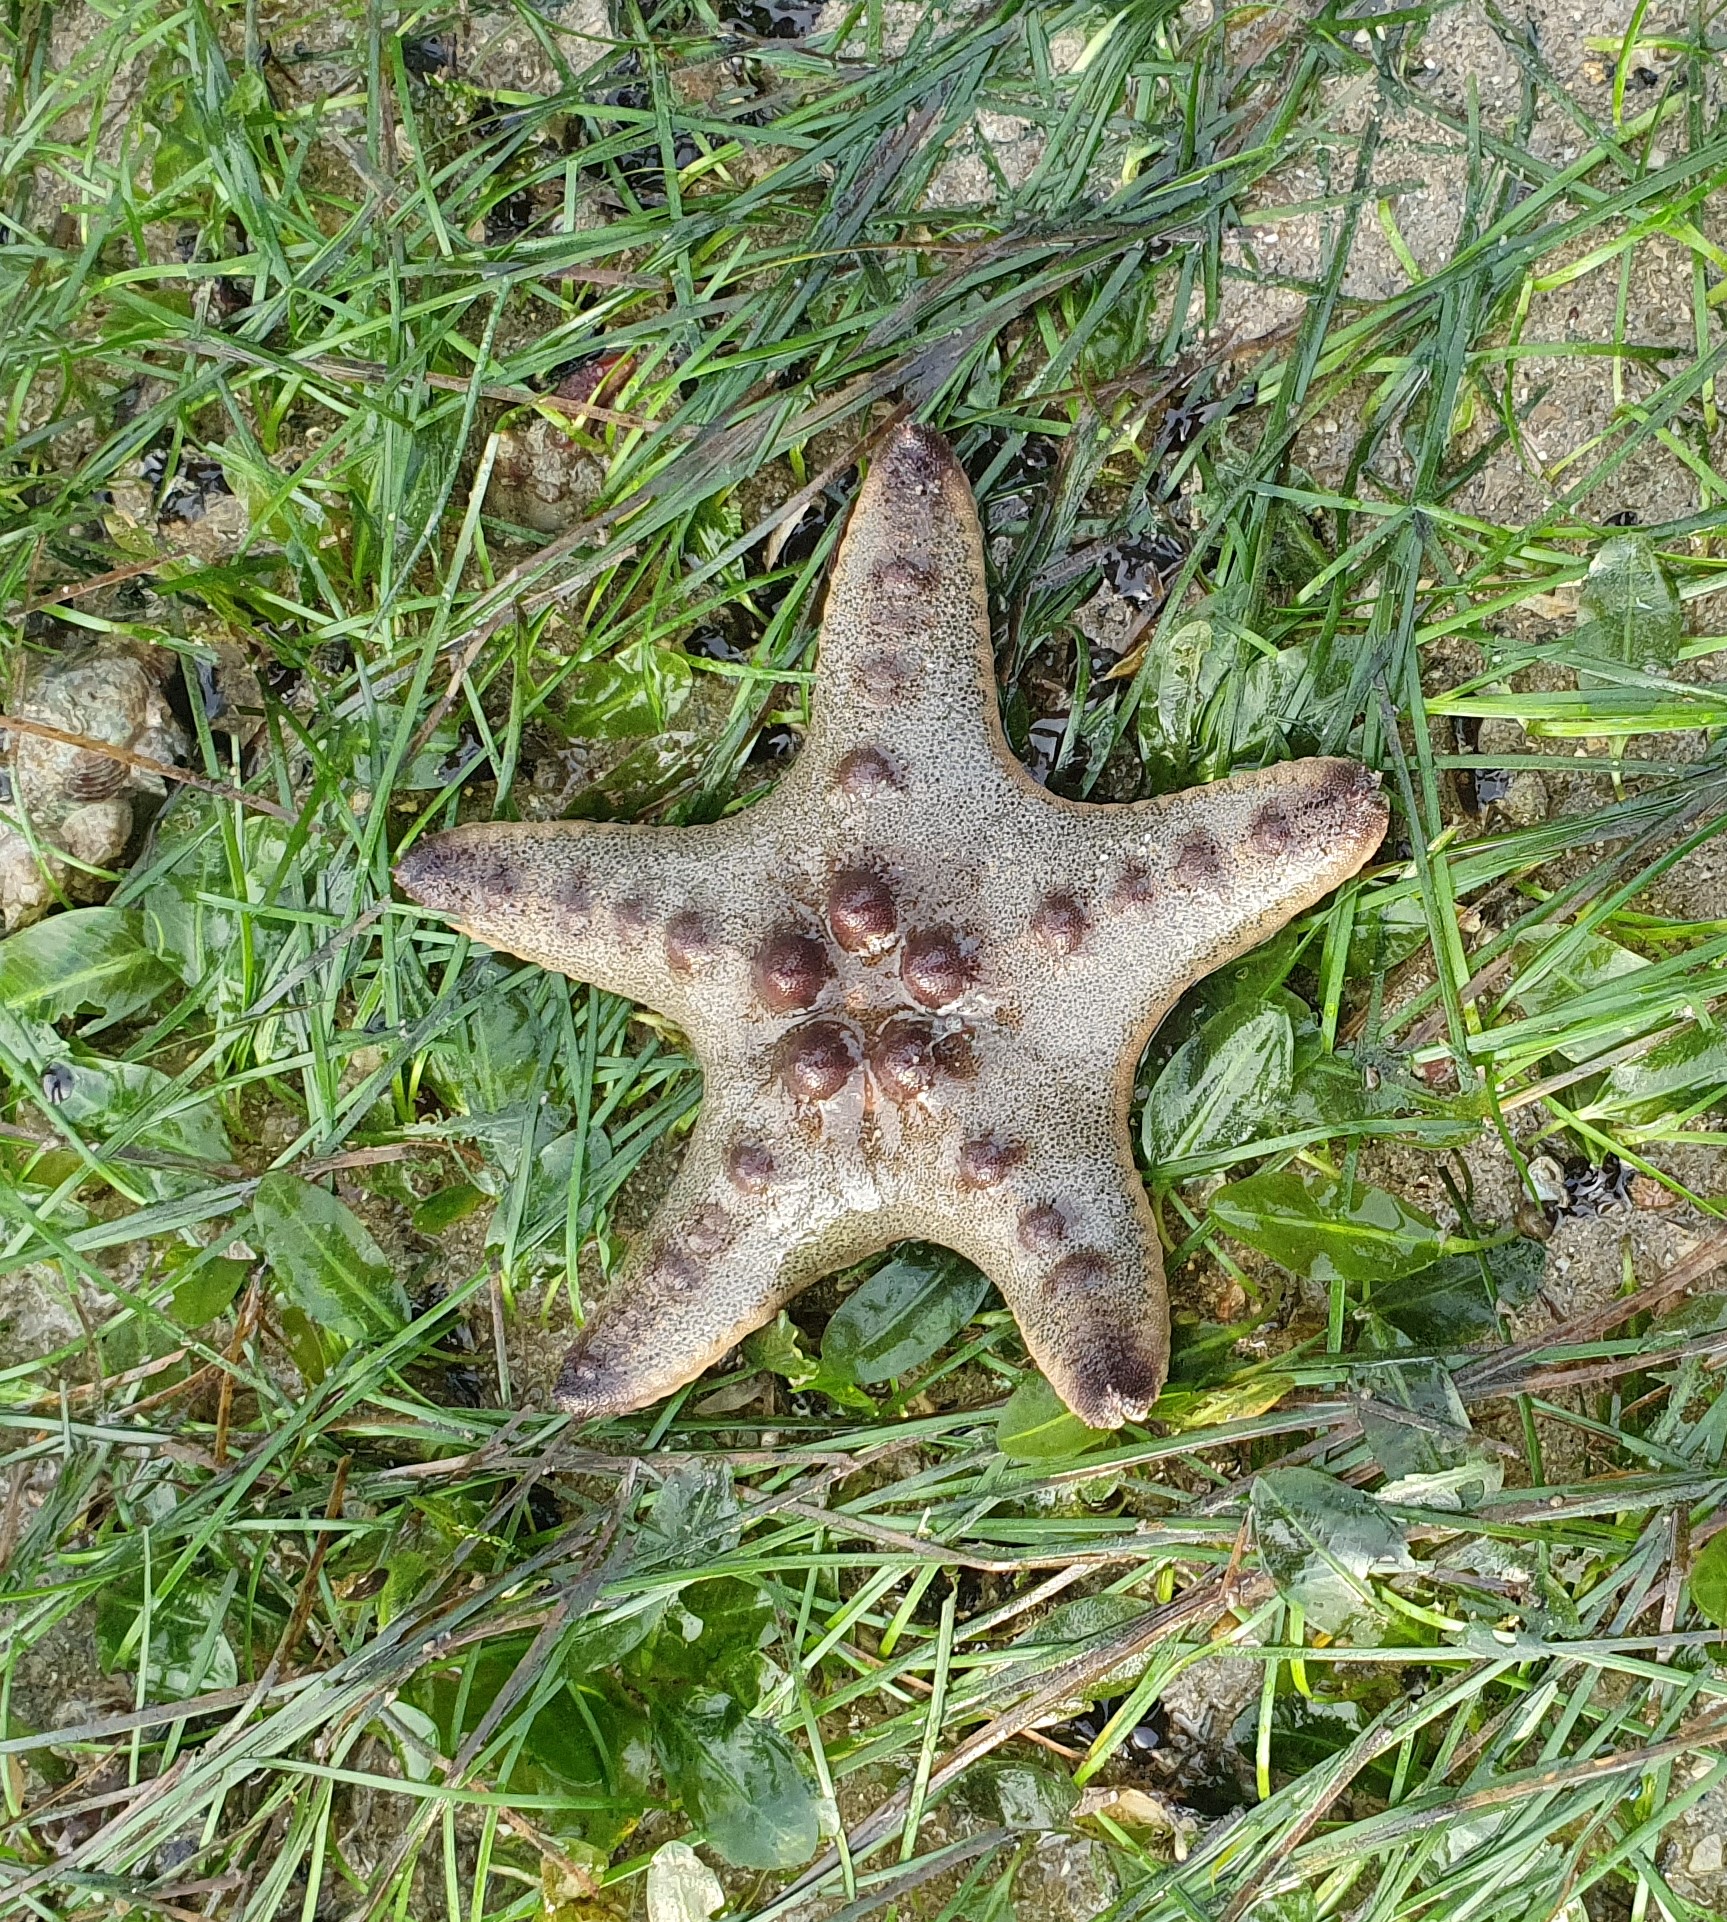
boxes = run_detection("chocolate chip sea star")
[396,425,1389,1427]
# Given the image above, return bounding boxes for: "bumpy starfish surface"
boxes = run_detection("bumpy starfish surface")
[396,425,1388,1428]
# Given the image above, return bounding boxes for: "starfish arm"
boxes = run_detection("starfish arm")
[792,423,1020,798]
[912,1081,1169,1429]
[988,1202,1170,1432]
[394,816,774,1031]
[552,1087,875,1419]
[1099,756,1389,984]
[1006,757,1390,1037]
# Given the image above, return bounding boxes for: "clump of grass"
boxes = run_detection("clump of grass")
[1,0,1725,1918]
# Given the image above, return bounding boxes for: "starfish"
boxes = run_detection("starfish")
[396,425,1388,1428]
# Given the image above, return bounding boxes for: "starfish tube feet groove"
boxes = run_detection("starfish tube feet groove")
[397,422,1389,1428]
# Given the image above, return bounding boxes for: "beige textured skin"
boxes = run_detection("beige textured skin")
[395,426,1389,1428]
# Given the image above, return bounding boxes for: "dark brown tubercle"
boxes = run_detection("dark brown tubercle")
[665,909,720,976]
[1044,1250,1109,1296]
[726,1139,775,1193]
[901,925,975,1009]
[834,745,901,798]
[957,1134,1024,1189]
[1030,889,1088,957]
[828,866,897,952]
[1017,1203,1068,1254]
[1171,833,1223,892]
[874,556,937,597]
[779,1020,860,1103]
[870,1016,937,1104]
[754,928,831,1013]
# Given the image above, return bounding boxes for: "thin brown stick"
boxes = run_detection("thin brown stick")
[0,1463,30,1577]
[274,1455,351,1671]
[14,558,165,614]
[213,1281,260,1467]
[1459,1228,1727,1395]
[0,713,297,823]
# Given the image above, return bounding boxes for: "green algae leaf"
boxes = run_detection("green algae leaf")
[955,1758,1079,1832]
[1508,925,1651,1062]
[1251,1466,1414,1635]
[643,1459,742,1567]
[165,1248,250,1327]
[652,1689,821,1870]
[1598,1021,1727,1119]
[0,907,176,1029]
[1575,533,1682,671]
[822,1246,990,1384]
[1010,1592,1156,1693]
[742,1310,819,1386]
[96,1570,238,1699]
[1143,1000,1293,1164]
[253,1172,409,1342]
[1210,1171,1442,1284]
[998,1370,1113,1459]
[1365,1239,1544,1348]
[52,1057,232,1165]
[560,639,692,739]
[1692,1528,1727,1629]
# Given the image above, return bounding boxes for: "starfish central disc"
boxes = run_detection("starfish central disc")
[396,424,1390,1429]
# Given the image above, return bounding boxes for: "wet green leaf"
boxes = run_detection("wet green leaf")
[822,1247,990,1384]
[998,1371,1113,1459]
[1142,607,1222,776]
[1508,926,1651,1061]
[1692,1528,1727,1629]
[1229,1692,1393,1794]
[345,702,469,792]
[0,907,176,1030]
[643,1459,742,1566]
[559,640,692,739]
[1251,1467,1413,1635]
[50,1058,232,1166]
[411,1182,488,1234]
[165,1248,250,1326]
[1144,1000,1293,1164]
[1242,1895,1319,1922]
[1358,1358,1473,1482]
[1574,533,1682,672]
[424,959,564,1119]
[633,1577,775,1704]
[563,733,712,821]
[379,1548,434,1628]
[96,1571,238,1699]
[1598,1022,1727,1118]
[278,1302,327,1383]
[1012,1592,1156,1693]
[742,1311,819,1386]
[136,803,297,1023]
[1282,1049,1475,1140]
[1345,891,1430,975]
[408,1633,653,1846]
[1211,1171,1443,1284]
[487,1123,591,1256]
[652,1690,821,1870]
[955,1759,1079,1831]
[252,1173,410,1342]
[1365,1239,1544,1347]
[1158,1371,1298,1430]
